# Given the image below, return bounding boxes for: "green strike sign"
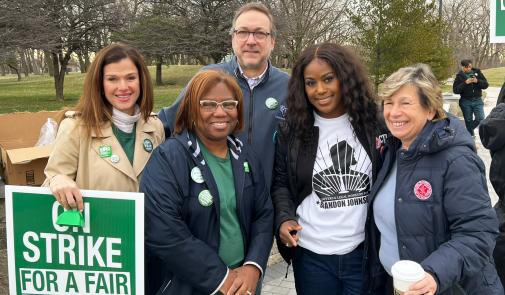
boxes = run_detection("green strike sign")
[490,0,505,42]
[5,186,144,295]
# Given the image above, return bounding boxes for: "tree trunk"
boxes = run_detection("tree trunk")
[84,52,90,72]
[77,51,86,73]
[52,51,72,101]
[26,49,34,73]
[45,50,54,77]
[37,51,45,74]
[77,48,90,73]
[19,49,29,77]
[195,55,206,65]
[55,68,65,101]
[30,49,40,75]
[156,56,163,86]
[52,52,64,101]
[7,64,21,81]
[1,64,6,76]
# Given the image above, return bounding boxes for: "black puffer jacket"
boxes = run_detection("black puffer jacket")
[497,81,505,106]
[452,68,489,99]
[479,103,505,286]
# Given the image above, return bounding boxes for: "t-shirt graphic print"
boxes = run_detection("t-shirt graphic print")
[295,112,371,254]
[313,140,370,209]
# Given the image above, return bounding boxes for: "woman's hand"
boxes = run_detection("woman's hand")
[226,265,260,295]
[279,220,302,247]
[219,270,237,294]
[405,272,438,295]
[49,174,83,211]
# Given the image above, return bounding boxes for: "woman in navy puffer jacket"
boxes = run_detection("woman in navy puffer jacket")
[364,64,503,295]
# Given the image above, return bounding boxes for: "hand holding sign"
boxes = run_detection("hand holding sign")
[49,174,84,211]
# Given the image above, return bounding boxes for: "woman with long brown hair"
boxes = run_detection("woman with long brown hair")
[43,43,164,209]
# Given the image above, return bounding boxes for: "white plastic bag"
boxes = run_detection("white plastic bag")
[35,118,58,146]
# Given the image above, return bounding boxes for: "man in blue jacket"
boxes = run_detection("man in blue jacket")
[158,2,289,185]
[452,59,489,137]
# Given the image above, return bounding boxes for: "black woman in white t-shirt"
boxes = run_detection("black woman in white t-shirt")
[271,42,388,295]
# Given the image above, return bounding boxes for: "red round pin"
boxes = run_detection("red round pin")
[414,180,432,200]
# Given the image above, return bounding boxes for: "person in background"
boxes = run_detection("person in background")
[43,43,164,209]
[452,59,488,137]
[271,42,387,295]
[158,2,289,185]
[366,63,502,295]
[142,70,273,295]
[479,102,505,287]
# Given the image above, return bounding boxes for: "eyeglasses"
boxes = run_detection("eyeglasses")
[233,30,271,41]
[199,100,239,112]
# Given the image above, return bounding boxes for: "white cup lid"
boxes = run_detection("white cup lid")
[391,260,425,282]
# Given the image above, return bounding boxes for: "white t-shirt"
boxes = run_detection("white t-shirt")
[296,112,372,255]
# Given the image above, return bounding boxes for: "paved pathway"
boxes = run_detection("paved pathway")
[0,88,501,295]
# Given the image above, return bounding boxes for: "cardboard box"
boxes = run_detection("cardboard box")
[0,111,59,185]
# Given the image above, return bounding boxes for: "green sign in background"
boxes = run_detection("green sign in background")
[498,0,505,36]
[11,192,137,294]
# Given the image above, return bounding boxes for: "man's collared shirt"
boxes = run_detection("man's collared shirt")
[237,62,268,90]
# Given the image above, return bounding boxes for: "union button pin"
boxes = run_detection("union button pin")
[198,190,213,207]
[265,97,279,110]
[143,139,153,153]
[191,167,204,183]
[110,154,120,163]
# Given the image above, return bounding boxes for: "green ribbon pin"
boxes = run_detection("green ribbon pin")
[244,162,250,173]
[56,209,84,227]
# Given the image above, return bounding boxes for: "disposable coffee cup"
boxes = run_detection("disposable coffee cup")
[391,260,425,295]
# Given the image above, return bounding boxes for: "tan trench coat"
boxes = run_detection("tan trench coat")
[43,114,165,192]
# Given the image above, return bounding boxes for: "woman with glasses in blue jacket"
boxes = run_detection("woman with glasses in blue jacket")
[141,70,273,295]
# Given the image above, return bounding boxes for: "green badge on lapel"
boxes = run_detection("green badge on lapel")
[143,139,153,153]
[98,145,112,158]
[265,97,279,110]
[244,162,250,173]
[198,190,213,207]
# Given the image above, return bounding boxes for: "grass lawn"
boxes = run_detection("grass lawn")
[482,67,505,87]
[0,65,503,115]
[0,65,201,114]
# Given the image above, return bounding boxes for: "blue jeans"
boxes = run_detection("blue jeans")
[459,98,484,136]
[292,245,382,295]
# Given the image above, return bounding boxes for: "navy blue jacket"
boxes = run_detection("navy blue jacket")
[158,57,289,184]
[141,130,274,295]
[364,115,503,294]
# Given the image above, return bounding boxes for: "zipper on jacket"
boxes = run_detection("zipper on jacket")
[235,160,248,256]
[161,279,172,293]
[247,87,254,144]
